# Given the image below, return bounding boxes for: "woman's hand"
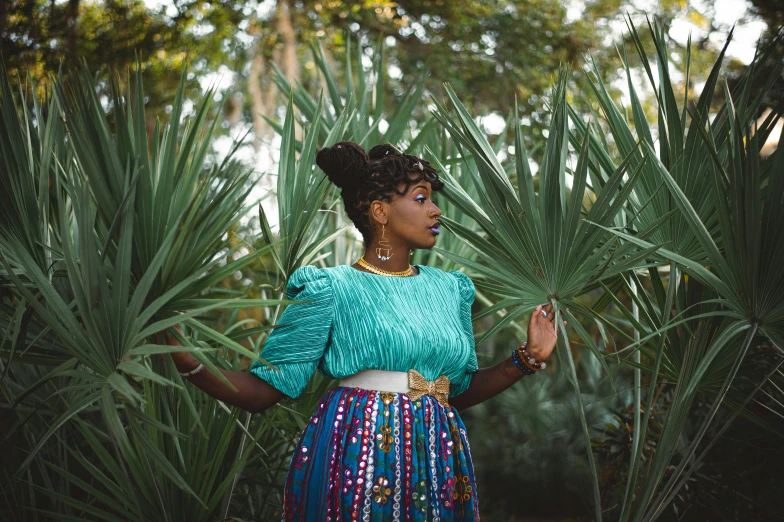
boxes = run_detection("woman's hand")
[156,324,197,369]
[526,303,563,362]
[450,303,566,411]
[161,323,183,345]
[147,321,285,414]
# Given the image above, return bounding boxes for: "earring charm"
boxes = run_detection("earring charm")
[376,223,393,262]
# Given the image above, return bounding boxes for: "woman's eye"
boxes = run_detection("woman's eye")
[415,195,426,203]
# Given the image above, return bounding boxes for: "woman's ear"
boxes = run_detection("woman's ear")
[369,200,389,226]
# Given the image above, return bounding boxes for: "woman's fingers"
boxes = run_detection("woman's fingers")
[534,303,567,329]
[530,303,568,334]
[535,304,555,325]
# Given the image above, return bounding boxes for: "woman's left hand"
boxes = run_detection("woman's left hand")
[526,303,562,362]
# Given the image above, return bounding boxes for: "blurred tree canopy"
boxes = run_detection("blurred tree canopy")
[740,0,784,106]
[0,0,776,152]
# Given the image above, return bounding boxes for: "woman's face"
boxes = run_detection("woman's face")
[382,175,442,249]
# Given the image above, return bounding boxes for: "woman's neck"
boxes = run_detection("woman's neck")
[360,246,413,273]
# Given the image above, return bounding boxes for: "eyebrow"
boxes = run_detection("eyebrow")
[411,184,429,193]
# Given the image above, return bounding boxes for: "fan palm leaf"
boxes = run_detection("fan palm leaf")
[270,36,427,151]
[597,45,784,521]
[0,62,296,476]
[429,68,666,521]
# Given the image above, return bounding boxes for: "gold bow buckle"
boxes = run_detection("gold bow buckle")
[405,369,450,407]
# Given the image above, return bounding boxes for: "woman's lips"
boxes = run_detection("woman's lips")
[429,224,440,235]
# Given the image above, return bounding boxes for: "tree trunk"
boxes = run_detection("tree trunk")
[276,0,300,144]
[261,0,301,140]
[248,0,302,155]
[0,0,6,60]
[23,0,38,73]
[276,0,299,86]
[67,0,79,66]
[247,47,268,153]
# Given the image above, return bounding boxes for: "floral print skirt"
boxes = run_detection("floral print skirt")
[282,386,480,521]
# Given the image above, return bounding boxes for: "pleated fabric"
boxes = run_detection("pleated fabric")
[282,386,479,521]
[251,264,478,399]
[250,264,481,520]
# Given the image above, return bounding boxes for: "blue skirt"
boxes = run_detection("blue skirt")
[281,386,480,521]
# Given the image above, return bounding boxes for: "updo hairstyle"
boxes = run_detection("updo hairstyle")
[315,141,444,246]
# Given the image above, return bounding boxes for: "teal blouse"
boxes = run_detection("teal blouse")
[250,264,478,399]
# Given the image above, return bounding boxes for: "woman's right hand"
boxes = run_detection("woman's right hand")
[162,324,183,345]
[526,303,560,362]
[157,324,198,369]
[151,322,285,413]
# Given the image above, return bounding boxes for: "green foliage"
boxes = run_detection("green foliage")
[2,11,783,522]
[430,69,651,522]
[4,0,739,159]
[582,20,784,522]
[465,353,633,518]
[0,60,305,520]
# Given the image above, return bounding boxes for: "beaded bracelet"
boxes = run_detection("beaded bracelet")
[511,342,546,376]
[178,363,205,378]
[511,347,536,375]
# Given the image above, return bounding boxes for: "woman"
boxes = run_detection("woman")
[165,142,559,521]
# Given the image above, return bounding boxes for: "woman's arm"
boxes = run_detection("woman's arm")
[164,331,285,414]
[450,303,560,412]
[449,357,530,411]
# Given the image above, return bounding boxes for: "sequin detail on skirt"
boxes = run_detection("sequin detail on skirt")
[282,386,480,521]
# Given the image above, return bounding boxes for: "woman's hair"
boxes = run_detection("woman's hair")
[315,141,444,246]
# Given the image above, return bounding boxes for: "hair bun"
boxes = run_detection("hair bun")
[316,141,369,190]
[368,143,401,161]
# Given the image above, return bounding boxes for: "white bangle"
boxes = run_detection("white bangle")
[178,363,205,377]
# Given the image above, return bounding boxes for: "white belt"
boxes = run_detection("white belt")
[339,369,452,407]
[339,369,410,393]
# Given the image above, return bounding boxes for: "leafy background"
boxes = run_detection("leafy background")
[2,1,784,521]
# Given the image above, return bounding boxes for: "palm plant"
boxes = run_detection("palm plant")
[31,385,266,522]
[465,347,633,518]
[0,67,74,374]
[2,62,279,423]
[580,19,784,521]
[0,69,66,279]
[3,18,781,522]
[572,23,733,519]
[602,86,784,521]
[428,68,671,520]
[51,63,281,373]
[267,37,528,338]
[0,62,304,519]
[266,36,443,268]
[257,93,350,281]
[269,37,428,152]
[415,126,506,269]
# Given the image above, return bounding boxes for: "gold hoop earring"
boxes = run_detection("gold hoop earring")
[376,223,393,262]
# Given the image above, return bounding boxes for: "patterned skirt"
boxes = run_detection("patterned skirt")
[282,386,480,521]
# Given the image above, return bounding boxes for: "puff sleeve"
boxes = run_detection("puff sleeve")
[250,265,334,398]
[448,270,478,397]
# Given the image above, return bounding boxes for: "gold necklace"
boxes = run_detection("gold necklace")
[356,255,415,277]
